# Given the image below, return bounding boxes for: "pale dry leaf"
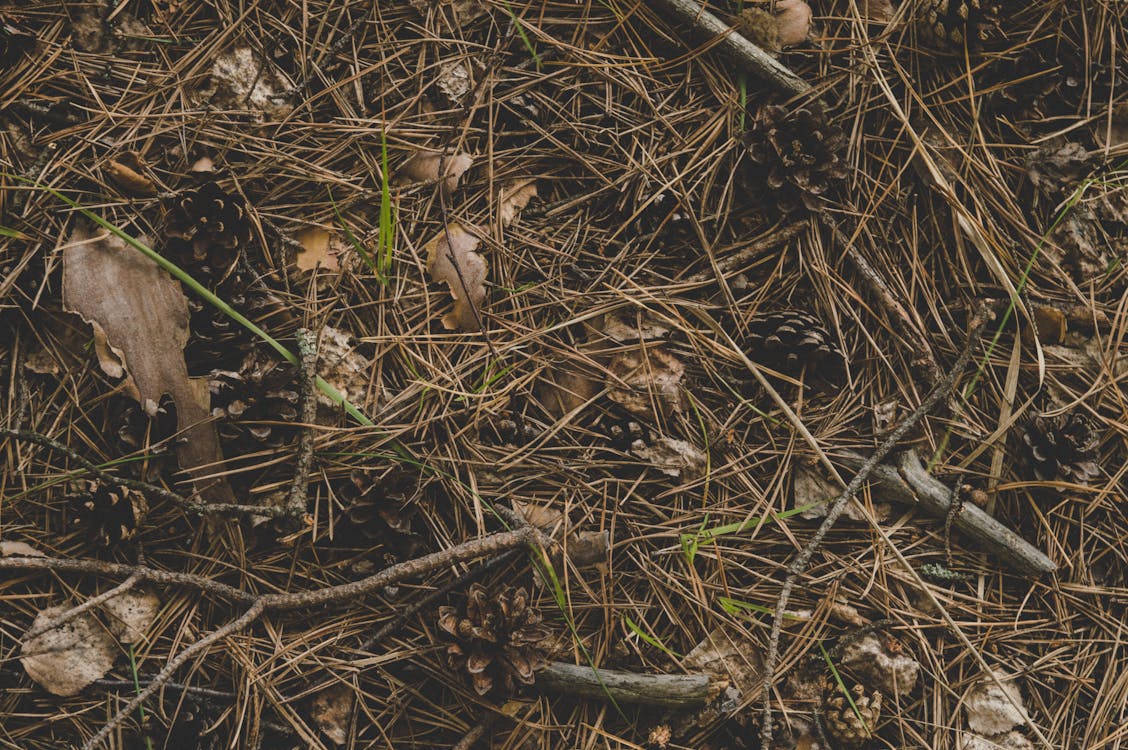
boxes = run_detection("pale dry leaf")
[317,326,372,410]
[436,59,472,104]
[190,156,215,173]
[839,633,920,696]
[535,367,600,419]
[90,321,127,382]
[513,500,564,531]
[24,347,61,376]
[397,150,473,192]
[62,225,235,506]
[827,599,868,628]
[794,465,889,522]
[425,222,486,331]
[965,672,1026,735]
[20,605,117,696]
[960,731,1035,750]
[596,310,670,343]
[310,683,354,745]
[408,0,490,25]
[776,0,813,46]
[0,540,45,557]
[631,437,706,478]
[684,626,764,698]
[498,178,538,226]
[105,152,157,197]
[607,346,685,418]
[101,588,160,644]
[195,47,294,120]
[295,228,344,272]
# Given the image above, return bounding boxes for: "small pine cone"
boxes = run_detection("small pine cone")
[1020,411,1101,485]
[340,468,417,535]
[437,583,551,696]
[745,310,844,372]
[69,481,149,546]
[917,0,996,52]
[163,181,252,283]
[743,103,848,214]
[208,351,300,450]
[823,682,882,748]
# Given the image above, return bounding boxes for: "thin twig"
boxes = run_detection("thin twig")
[759,304,992,750]
[284,328,319,521]
[452,716,496,750]
[23,574,139,642]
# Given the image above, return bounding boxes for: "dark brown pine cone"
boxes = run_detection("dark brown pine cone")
[69,481,149,546]
[1020,411,1101,485]
[917,0,996,51]
[184,281,291,375]
[437,583,551,696]
[745,310,844,372]
[822,681,882,748]
[339,467,419,536]
[163,181,252,284]
[743,103,848,214]
[208,350,300,451]
[986,41,1090,126]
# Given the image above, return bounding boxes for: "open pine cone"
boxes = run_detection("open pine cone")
[1020,411,1101,485]
[822,681,882,748]
[208,350,300,450]
[69,481,149,546]
[437,583,551,696]
[917,0,996,51]
[743,103,848,214]
[163,181,252,284]
[339,467,418,536]
[745,310,844,372]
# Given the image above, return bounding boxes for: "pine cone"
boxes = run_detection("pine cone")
[69,481,149,546]
[743,104,848,214]
[437,583,551,696]
[917,0,996,51]
[163,181,252,284]
[745,310,844,372]
[208,350,300,450]
[822,682,882,748]
[339,468,418,536]
[1020,411,1101,485]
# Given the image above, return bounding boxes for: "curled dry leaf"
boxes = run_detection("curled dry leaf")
[535,366,601,419]
[839,633,920,696]
[101,588,160,644]
[565,530,610,569]
[607,346,685,418]
[195,47,294,120]
[397,150,473,192]
[105,152,157,197]
[317,326,372,411]
[858,0,894,24]
[310,683,354,746]
[775,0,813,46]
[513,499,564,531]
[793,464,890,522]
[425,222,486,331]
[498,178,538,226]
[965,671,1026,735]
[0,540,45,557]
[595,309,670,343]
[436,59,473,104]
[62,225,235,506]
[20,605,117,696]
[684,626,764,697]
[631,437,706,479]
[295,228,345,272]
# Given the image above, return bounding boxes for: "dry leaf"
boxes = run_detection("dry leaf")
[1022,305,1067,345]
[596,310,670,343]
[90,322,126,380]
[101,588,160,644]
[408,0,490,25]
[513,500,564,531]
[794,464,889,522]
[397,150,473,192]
[684,626,764,698]
[0,540,45,557]
[105,152,157,197]
[776,0,812,46]
[295,228,345,272]
[195,47,294,120]
[565,530,610,568]
[631,437,706,478]
[498,178,538,226]
[436,59,472,104]
[535,367,600,419]
[858,0,894,24]
[425,222,486,331]
[827,599,869,628]
[24,347,61,376]
[317,326,372,410]
[960,732,1035,750]
[20,605,117,696]
[310,683,354,745]
[965,672,1025,735]
[839,633,920,695]
[62,225,235,506]
[607,346,685,418]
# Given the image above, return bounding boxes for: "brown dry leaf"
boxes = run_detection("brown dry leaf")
[425,222,486,331]
[595,309,670,343]
[858,0,894,24]
[839,633,920,695]
[295,228,344,272]
[606,346,685,418]
[513,500,564,531]
[195,47,294,120]
[62,225,235,506]
[684,626,764,697]
[565,530,610,569]
[105,152,157,197]
[398,150,473,192]
[1022,305,1067,345]
[0,540,45,557]
[409,0,490,25]
[101,588,160,644]
[631,437,707,479]
[317,326,372,411]
[964,671,1025,735]
[961,732,1035,750]
[535,366,601,419]
[498,178,538,226]
[776,0,813,46]
[20,605,117,696]
[24,347,61,376]
[310,683,354,745]
[794,464,890,522]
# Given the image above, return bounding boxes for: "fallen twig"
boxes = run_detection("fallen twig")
[283,328,318,521]
[759,304,992,750]
[22,574,139,642]
[536,662,724,707]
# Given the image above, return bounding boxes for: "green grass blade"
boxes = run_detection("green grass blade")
[623,615,680,658]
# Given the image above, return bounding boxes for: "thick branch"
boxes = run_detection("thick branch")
[536,661,723,707]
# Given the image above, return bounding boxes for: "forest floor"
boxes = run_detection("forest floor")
[1,1,1126,749]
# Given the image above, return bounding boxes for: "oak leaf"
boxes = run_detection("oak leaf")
[425,222,486,331]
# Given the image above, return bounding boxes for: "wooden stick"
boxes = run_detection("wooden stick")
[536,662,723,707]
